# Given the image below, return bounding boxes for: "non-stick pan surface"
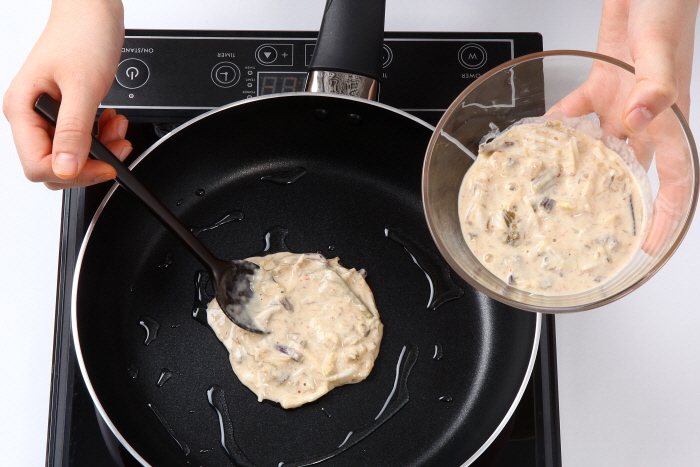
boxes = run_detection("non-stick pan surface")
[74,94,539,467]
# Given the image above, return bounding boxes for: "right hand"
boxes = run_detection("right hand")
[549,0,699,255]
[3,0,131,190]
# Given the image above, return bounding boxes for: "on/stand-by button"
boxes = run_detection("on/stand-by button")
[115,58,150,89]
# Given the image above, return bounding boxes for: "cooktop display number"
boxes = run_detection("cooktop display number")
[258,72,307,95]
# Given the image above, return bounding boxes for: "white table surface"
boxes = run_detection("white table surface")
[1,1,699,466]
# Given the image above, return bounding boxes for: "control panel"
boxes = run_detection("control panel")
[102,30,542,121]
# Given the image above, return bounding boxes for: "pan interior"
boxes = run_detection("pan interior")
[75,95,538,467]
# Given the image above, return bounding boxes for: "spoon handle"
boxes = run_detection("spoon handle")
[34,93,225,275]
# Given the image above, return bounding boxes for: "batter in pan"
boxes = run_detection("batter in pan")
[207,252,383,409]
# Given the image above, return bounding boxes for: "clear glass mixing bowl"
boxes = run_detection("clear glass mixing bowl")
[423,50,699,312]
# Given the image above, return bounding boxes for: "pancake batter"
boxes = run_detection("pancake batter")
[207,252,383,408]
[459,118,649,295]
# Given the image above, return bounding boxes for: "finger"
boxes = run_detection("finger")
[41,111,131,189]
[641,109,694,255]
[98,111,132,161]
[61,130,131,186]
[51,87,102,180]
[623,0,695,133]
[8,119,56,184]
[547,80,628,141]
[626,133,655,171]
[98,110,129,144]
[623,49,678,134]
[97,108,116,136]
[42,159,118,190]
[3,83,58,183]
[40,134,132,190]
[547,84,594,119]
[642,178,692,256]
[103,139,133,163]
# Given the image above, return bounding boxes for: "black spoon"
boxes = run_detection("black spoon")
[35,93,266,334]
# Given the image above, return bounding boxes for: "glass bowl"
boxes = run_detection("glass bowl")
[422,50,699,312]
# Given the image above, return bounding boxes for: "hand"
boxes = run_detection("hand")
[550,0,699,254]
[3,0,131,190]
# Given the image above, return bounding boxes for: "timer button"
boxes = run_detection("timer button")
[211,62,241,88]
[116,58,150,89]
[458,43,488,69]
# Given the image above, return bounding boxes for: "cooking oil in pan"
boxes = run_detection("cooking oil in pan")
[277,345,418,467]
[194,345,418,467]
[138,316,160,345]
[260,226,291,254]
[192,270,211,326]
[206,385,256,467]
[191,210,244,237]
[432,343,444,361]
[148,403,191,457]
[384,226,464,310]
[260,167,307,185]
[157,250,174,268]
[156,368,173,387]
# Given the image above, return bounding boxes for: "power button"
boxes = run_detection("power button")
[458,43,488,70]
[116,58,150,89]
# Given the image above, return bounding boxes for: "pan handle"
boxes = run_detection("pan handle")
[306,0,385,100]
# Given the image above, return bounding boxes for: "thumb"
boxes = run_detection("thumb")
[623,40,679,134]
[51,89,100,179]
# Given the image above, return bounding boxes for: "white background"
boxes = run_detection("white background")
[1,1,699,466]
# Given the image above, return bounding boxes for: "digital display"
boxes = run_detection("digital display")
[258,72,307,95]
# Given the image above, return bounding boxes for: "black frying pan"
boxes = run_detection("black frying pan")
[72,1,540,466]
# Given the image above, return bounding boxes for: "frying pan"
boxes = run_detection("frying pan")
[73,1,540,465]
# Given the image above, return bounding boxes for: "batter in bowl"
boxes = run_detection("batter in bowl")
[459,118,650,295]
[207,252,383,409]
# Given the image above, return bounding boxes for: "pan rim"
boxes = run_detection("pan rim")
[459,313,540,466]
[71,92,542,466]
[129,92,436,171]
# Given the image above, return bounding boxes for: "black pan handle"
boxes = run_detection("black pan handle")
[34,93,225,274]
[308,0,386,81]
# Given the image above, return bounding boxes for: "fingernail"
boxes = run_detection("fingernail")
[117,119,129,139]
[53,153,79,177]
[119,146,133,161]
[625,106,653,133]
